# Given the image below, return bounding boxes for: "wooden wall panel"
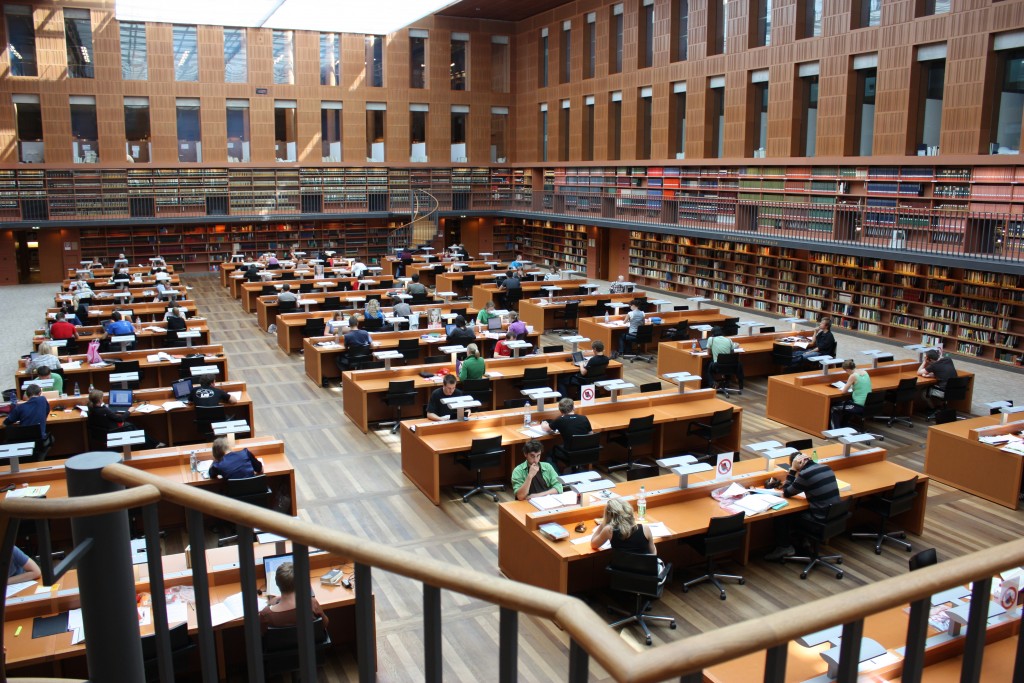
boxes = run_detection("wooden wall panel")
[941,32,988,155]
[816,54,851,158]
[872,44,914,156]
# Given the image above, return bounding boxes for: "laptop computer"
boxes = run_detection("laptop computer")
[172,378,193,402]
[445,323,456,335]
[487,316,503,331]
[263,553,294,596]
[109,389,133,410]
[699,338,710,350]
[570,351,585,365]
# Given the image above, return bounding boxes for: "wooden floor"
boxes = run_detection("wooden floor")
[186,275,1024,682]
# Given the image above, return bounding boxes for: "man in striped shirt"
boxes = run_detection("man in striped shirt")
[764,452,841,561]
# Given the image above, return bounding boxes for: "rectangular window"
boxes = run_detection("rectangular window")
[451,106,468,162]
[560,101,571,161]
[321,102,342,163]
[610,5,623,74]
[490,107,508,163]
[991,47,1024,154]
[637,89,652,159]
[585,14,596,78]
[583,98,595,161]
[854,67,876,155]
[274,101,297,162]
[560,22,571,83]
[669,86,686,158]
[754,0,772,47]
[5,5,37,77]
[173,25,198,82]
[539,105,548,162]
[64,9,94,78]
[915,54,945,153]
[801,0,823,39]
[853,0,881,29]
[70,95,98,163]
[410,31,427,89]
[366,103,386,161]
[709,81,724,158]
[798,73,819,156]
[273,30,294,85]
[750,79,769,156]
[640,1,654,69]
[540,29,549,87]
[320,33,340,86]
[609,92,622,160]
[709,0,725,55]
[224,28,247,83]
[365,35,384,87]
[672,0,689,61]
[226,99,250,162]
[491,36,509,92]
[120,22,147,80]
[450,34,468,90]
[124,97,151,163]
[13,94,43,162]
[919,0,950,17]
[176,98,201,162]
[410,105,428,162]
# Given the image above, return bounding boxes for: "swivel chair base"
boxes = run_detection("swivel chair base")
[607,595,676,646]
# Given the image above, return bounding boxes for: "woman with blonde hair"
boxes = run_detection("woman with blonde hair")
[364,297,392,331]
[458,342,486,380]
[29,342,62,373]
[590,498,656,554]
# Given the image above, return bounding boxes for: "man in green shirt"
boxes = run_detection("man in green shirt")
[511,440,564,500]
[706,327,744,391]
[476,301,499,326]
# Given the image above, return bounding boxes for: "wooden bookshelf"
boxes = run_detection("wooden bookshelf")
[514,220,589,273]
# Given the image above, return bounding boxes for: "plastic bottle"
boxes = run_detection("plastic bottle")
[637,485,647,522]
[73,382,81,397]
[9,392,16,410]
[691,339,697,352]
[189,450,198,473]
[604,309,609,323]
[88,383,94,394]
[812,449,819,462]
[523,404,531,428]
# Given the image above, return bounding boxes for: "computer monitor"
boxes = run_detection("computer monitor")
[109,390,133,409]
[570,351,584,364]
[487,316,503,331]
[445,323,456,335]
[263,553,294,596]
[172,378,193,401]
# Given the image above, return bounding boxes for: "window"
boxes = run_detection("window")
[320,33,340,86]
[853,0,881,29]
[451,106,468,162]
[539,104,548,162]
[915,47,946,154]
[176,98,201,162]
[754,0,772,47]
[708,79,724,158]
[797,68,819,157]
[173,25,198,82]
[750,75,769,157]
[640,1,654,68]
[853,66,876,156]
[410,105,428,162]
[560,22,571,83]
[70,96,98,163]
[491,36,509,93]
[322,102,342,162]
[709,0,725,55]
[560,100,571,161]
[672,0,689,61]
[5,5,37,77]
[450,33,468,90]
[540,28,549,87]
[366,103,386,161]
[226,99,250,162]
[991,43,1024,155]
[669,84,686,158]
[120,22,147,80]
[918,0,950,17]
[275,101,297,162]
[365,35,384,87]
[801,0,823,39]
[584,13,596,78]
[609,91,622,160]
[410,30,427,89]
[64,9,94,78]
[13,94,43,162]
[637,88,652,159]
[224,28,247,83]
[610,5,623,74]
[124,97,151,163]
[582,96,595,161]
[273,31,294,85]
[490,107,508,163]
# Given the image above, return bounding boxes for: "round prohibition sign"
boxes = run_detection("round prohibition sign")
[1000,584,1019,611]
[717,458,733,476]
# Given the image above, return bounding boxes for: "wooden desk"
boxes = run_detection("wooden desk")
[498,445,926,594]
[15,344,229,395]
[578,308,730,352]
[0,381,253,457]
[339,343,564,430]
[256,288,411,331]
[238,276,359,310]
[68,266,174,279]
[472,278,589,310]
[408,261,498,287]
[925,415,1024,510]
[53,286,187,307]
[47,301,198,324]
[656,330,816,380]
[519,292,647,332]
[34,320,211,352]
[59,275,181,292]
[401,389,741,505]
[766,361,975,438]
[434,269,506,296]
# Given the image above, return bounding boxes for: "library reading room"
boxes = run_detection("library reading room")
[2,0,1024,681]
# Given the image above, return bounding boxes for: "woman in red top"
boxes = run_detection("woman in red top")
[259,561,330,630]
[493,330,514,358]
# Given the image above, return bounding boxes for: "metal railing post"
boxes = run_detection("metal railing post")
[355,562,376,682]
[143,504,173,683]
[961,577,992,683]
[424,584,442,683]
[568,639,588,683]
[65,452,145,683]
[236,525,265,683]
[498,607,518,683]
[293,543,316,683]
[186,508,219,682]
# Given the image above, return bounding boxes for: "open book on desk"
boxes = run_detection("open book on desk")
[530,491,578,511]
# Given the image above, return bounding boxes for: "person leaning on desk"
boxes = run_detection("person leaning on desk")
[917,349,958,417]
[446,316,477,346]
[336,316,372,373]
[512,440,564,500]
[209,436,263,480]
[558,340,609,397]
[477,301,499,326]
[5,383,54,458]
[830,359,872,429]
[458,344,486,381]
[8,546,41,585]
[764,453,841,562]
[261,561,329,630]
[426,374,466,421]
[788,316,837,369]
[591,498,658,555]
[190,374,238,408]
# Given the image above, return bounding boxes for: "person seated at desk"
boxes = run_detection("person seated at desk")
[392,299,413,319]
[59,303,83,327]
[28,342,61,373]
[154,280,175,302]
[104,311,135,337]
[190,374,238,408]
[364,298,392,331]
[113,280,135,304]
[114,253,129,268]
[764,453,841,561]
[788,317,836,369]
[244,264,261,283]
[351,259,368,279]
[459,343,486,381]
[590,498,657,555]
[406,274,429,298]
[49,313,78,342]
[209,436,263,480]
[512,439,563,500]
[276,284,298,304]
[5,384,53,458]
[918,349,957,417]
[336,316,372,373]
[706,327,744,391]
[8,545,41,585]
[830,359,871,429]
[543,268,562,282]
[112,268,131,284]
[446,316,477,347]
[265,254,280,270]
[609,275,631,294]
[542,398,593,464]
[326,311,347,335]
[494,330,515,358]
[86,390,163,450]
[558,340,609,397]
[73,286,93,308]
[74,302,90,326]
[476,301,499,326]
[34,366,61,396]
[165,306,187,332]
[260,561,329,630]
[613,299,646,359]
[498,271,522,307]
[426,374,465,421]
[69,274,90,292]
[509,256,524,270]
[508,311,527,339]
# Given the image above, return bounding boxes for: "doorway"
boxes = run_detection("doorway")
[443,218,462,248]
[15,232,41,284]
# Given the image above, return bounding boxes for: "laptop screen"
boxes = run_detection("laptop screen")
[571,351,584,364]
[172,378,193,401]
[487,316,503,331]
[445,323,456,335]
[109,389,133,408]
[263,553,294,596]
[699,338,709,350]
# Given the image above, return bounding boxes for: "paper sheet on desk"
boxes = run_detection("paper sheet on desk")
[521,426,547,438]
[133,404,160,414]
[161,401,187,412]
[721,483,747,498]
[486,371,503,378]
[6,581,35,598]
[228,391,242,402]
[1002,442,1024,456]
[733,494,778,515]
[146,326,167,333]
[980,434,1018,444]
[61,361,82,370]
[8,485,51,499]
[571,535,611,550]
[830,380,847,390]
[166,602,188,625]
[647,522,673,538]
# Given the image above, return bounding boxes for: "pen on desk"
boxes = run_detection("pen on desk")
[14,626,22,637]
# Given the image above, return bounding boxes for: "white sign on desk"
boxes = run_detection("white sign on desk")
[580,384,595,406]
[715,452,734,482]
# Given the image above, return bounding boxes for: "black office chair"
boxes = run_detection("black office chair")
[261,285,276,296]
[343,344,373,372]
[782,499,852,580]
[760,326,776,333]
[639,381,662,393]
[141,622,196,682]
[164,330,187,348]
[848,390,887,431]
[686,409,735,461]
[719,317,740,337]
[785,439,813,451]
[927,375,970,420]
[410,293,433,306]
[449,307,468,319]
[909,547,938,571]
[932,408,958,425]
[301,318,326,338]
[552,301,580,334]
[113,360,142,389]
[622,325,655,363]
[216,474,273,546]
[709,352,742,396]
[590,299,611,317]
[263,617,332,679]
[542,345,564,353]
[453,435,506,503]
[380,380,418,434]
[673,305,690,311]
[852,476,918,555]
[195,405,227,441]
[878,377,917,428]
[518,366,550,392]
[607,415,655,472]
[423,354,448,365]
[322,296,342,311]
[458,274,476,300]
[397,338,421,363]
[363,317,384,332]
[505,288,523,310]
[4,424,49,462]
[681,511,747,600]
[626,465,660,481]
[503,398,530,409]
[179,356,208,380]
[552,432,601,473]
[298,282,314,294]
[771,343,796,369]
[605,550,675,646]
[461,378,493,411]
[277,299,298,314]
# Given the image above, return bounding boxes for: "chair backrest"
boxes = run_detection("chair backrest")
[181,356,206,371]
[862,390,887,415]
[771,343,795,364]
[195,405,227,425]
[760,326,775,333]
[461,274,476,288]
[704,511,747,556]
[397,338,420,351]
[523,366,548,381]
[711,408,735,429]
[891,377,918,402]
[909,547,938,571]
[719,317,740,336]
[625,415,655,446]
[884,476,919,516]
[225,474,271,506]
[386,379,416,396]
[812,499,852,540]
[298,282,313,293]
[713,352,740,372]
[933,408,958,424]
[626,465,659,481]
[363,317,384,332]
[542,345,564,353]
[470,435,503,455]
[503,398,529,409]
[347,345,373,366]
[673,305,690,311]
[302,318,326,337]
[277,299,297,314]
[785,439,813,451]
[563,301,580,319]
[639,381,662,393]
[263,617,329,664]
[450,308,468,319]
[261,285,276,295]
[5,423,42,444]
[322,296,342,310]
[564,432,601,466]
[113,360,141,374]
[606,550,665,598]
[941,375,970,402]
[634,325,654,343]
[423,354,448,365]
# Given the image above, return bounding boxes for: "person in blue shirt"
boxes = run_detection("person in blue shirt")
[8,545,41,585]
[208,437,264,480]
[104,311,135,336]
[5,385,51,459]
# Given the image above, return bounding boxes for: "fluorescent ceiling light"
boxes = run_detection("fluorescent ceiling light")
[115,0,458,35]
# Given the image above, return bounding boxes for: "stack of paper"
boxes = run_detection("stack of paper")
[161,401,187,412]
[530,491,578,511]
[7,485,50,499]
[133,404,160,414]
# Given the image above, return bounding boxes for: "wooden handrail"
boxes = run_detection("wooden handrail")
[99,463,1024,683]
[0,485,160,519]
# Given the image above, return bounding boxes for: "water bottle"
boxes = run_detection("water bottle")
[523,403,531,427]
[88,383,94,394]
[73,382,81,397]
[190,450,198,473]
[637,485,647,522]
[9,392,16,410]
[812,449,819,462]
[691,339,697,352]
[604,310,609,323]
